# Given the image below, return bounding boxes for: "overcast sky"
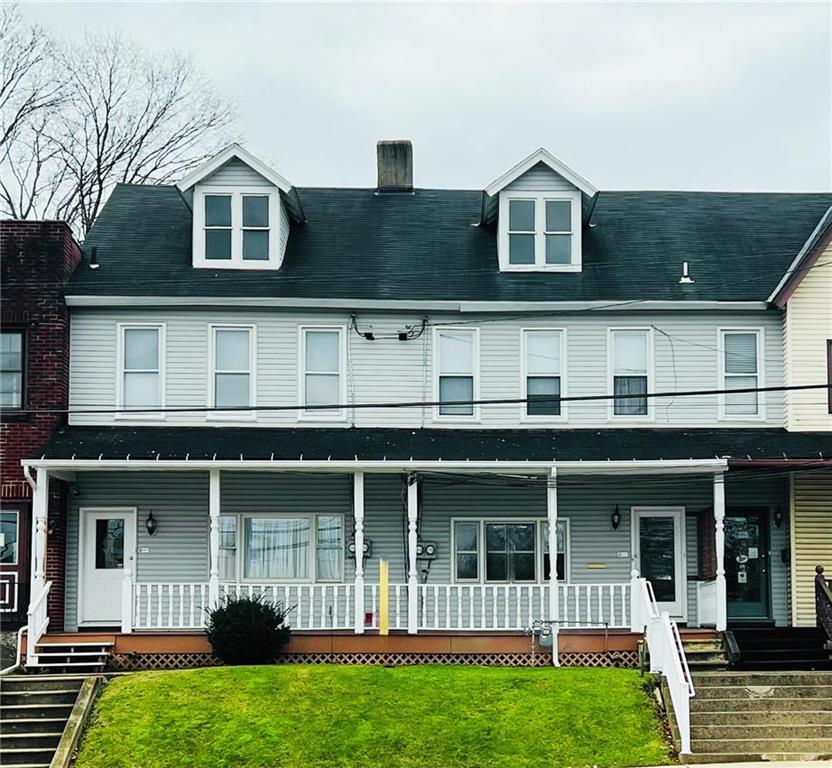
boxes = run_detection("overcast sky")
[21,1,832,192]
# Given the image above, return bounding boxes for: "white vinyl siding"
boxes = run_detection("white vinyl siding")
[69,309,786,429]
[434,327,479,420]
[719,328,764,420]
[116,324,164,419]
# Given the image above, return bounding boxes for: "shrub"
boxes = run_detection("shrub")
[205,594,292,665]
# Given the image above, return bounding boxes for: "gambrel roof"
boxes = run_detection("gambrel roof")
[70,182,832,304]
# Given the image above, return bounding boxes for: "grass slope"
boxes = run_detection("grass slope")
[75,666,670,768]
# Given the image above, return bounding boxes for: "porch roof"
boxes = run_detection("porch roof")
[24,426,832,470]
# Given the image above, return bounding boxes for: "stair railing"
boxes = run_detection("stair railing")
[816,565,832,643]
[26,580,52,667]
[634,575,695,755]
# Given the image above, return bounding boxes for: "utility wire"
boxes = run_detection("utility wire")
[6,382,830,416]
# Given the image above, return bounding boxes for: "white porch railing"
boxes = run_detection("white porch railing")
[634,576,695,755]
[133,583,210,629]
[417,583,631,631]
[695,579,718,628]
[26,580,51,666]
[129,580,633,633]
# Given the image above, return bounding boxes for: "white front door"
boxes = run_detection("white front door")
[79,508,136,625]
[632,507,686,619]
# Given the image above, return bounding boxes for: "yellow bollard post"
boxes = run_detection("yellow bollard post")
[379,559,389,636]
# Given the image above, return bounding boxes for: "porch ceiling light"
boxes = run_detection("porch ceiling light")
[611,505,621,530]
[145,511,158,536]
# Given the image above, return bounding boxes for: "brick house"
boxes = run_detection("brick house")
[0,221,80,630]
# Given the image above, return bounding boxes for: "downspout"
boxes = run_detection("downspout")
[23,464,37,493]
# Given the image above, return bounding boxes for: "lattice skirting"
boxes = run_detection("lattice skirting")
[109,650,638,671]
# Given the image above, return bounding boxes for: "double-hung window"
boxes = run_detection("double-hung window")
[500,192,581,271]
[610,328,651,418]
[196,189,278,268]
[301,328,344,419]
[0,330,24,409]
[522,329,565,418]
[720,329,763,418]
[435,328,478,418]
[0,509,19,565]
[219,514,344,582]
[118,325,163,416]
[453,519,569,583]
[210,326,254,418]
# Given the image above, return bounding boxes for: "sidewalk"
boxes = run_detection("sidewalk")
[642,762,832,768]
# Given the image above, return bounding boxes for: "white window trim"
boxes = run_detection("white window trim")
[717,327,766,421]
[207,324,256,422]
[219,512,345,584]
[0,508,19,566]
[193,186,281,270]
[432,326,480,423]
[607,326,655,422]
[298,325,347,422]
[520,328,568,423]
[0,329,24,410]
[115,323,166,421]
[498,190,582,272]
[450,517,571,584]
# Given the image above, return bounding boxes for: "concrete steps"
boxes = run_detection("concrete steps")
[0,675,88,768]
[681,635,728,670]
[729,627,832,671]
[679,670,832,764]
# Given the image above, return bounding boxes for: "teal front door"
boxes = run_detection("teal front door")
[725,508,771,621]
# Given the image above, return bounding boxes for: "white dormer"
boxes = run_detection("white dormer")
[484,148,597,273]
[177,144,299,271]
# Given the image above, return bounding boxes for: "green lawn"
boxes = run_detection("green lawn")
[75,666,671,768]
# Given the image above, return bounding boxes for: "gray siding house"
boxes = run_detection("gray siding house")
[20,142,832,668]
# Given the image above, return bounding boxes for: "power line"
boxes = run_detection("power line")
[8,382,830,416]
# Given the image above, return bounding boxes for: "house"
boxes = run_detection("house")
[0,221,81,631]
[16,142,832,677]
[767,208,832,628]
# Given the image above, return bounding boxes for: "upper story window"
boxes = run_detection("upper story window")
[522,329,565,419]
[498,191,582,272]
[434,327,479,420]
[300,327,345,420]
[719,329,763,419]
[117,324,164,418]
[210,325,255,419]
[194,189,280,269]
[0,330,24,409]
[609,328,652,419]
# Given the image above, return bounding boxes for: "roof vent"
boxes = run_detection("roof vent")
[679,261,694,284]
[377,140,413,192]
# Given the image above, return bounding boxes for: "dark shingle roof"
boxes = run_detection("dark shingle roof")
[28,426,832,463]
[69,184,832,303]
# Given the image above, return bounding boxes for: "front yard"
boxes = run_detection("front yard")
[75,665,671,768]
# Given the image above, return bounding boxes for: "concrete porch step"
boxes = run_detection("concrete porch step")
[691,724,832,740]
[0,704,75,720]
[0,747,56,766]
[691,709,832,726]
[691,696,832,713]
[0,690,81,706]
[692,671,832,687]
[0,717,68,733]
[693,684,832,700]
[682,753,832,764]
[0,733,63,751]
[690,737,832,754]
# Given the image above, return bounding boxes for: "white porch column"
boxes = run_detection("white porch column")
[353,471,365,634]
[407,473,419,635]
[208,469,221,609]
[713,473,727,632]
[546,467,560,665]
[31,469,49,589]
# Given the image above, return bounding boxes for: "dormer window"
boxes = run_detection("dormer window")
[498,190,582,272]
[195,189,278,268]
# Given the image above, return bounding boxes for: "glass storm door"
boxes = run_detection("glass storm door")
[80,509,135,625]
[725,509,770,621]
[632,507,686,618]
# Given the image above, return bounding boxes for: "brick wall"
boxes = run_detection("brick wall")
[1,220,80,629]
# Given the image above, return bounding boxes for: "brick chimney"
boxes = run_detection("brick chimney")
[377,140,413,192]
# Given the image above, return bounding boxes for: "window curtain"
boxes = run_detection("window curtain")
[244,518,310,579]
[316,516,343,581]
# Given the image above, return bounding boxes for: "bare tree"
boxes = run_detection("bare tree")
[0,8,236,234]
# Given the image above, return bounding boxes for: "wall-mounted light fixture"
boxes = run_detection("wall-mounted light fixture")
[773,505,783,528]
[348,538,372,560]
[145,511,157,536]
[611,505,621,530]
